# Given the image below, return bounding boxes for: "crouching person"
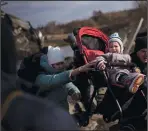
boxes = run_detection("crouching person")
[17,46,96,111]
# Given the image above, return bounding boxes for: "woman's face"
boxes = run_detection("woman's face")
[52,62,65,71]
[136,48,147,63]
[109,42,121,53]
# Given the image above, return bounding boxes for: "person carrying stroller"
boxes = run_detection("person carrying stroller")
[118,32,147,131]
[17,45,97,111]
[96,32,145,94]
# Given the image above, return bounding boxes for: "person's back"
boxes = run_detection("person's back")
[17,50,49,96]
[17,46,49,83]
[2,92,79,131]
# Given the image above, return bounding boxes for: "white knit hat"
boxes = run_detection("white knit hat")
[47,46,65,65]
[108,32,123,53]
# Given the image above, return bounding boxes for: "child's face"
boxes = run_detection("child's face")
[52,62,65,71]
[109,42,121,53]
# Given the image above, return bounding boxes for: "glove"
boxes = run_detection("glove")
[97,60,107,70]
[78,61,97,73]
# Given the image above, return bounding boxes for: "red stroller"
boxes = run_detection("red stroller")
[66,27,147,129]
[66,26,109,65]
[65,27,112,126]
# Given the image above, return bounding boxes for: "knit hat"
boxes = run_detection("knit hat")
[108,32,123,53]
[47,46,65,65]
[134,36,147,53]
[136,31,147,38]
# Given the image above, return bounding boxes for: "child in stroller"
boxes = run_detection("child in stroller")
[96,32,145,94]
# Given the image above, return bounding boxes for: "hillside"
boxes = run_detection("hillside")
[39,8,147,35]
[2,3,147,59]
[38,6,147,49]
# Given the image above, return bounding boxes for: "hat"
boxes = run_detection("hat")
[108,32,123,53]
[47,46,65,65]
[136,31,147,38]
[134,36,147,53]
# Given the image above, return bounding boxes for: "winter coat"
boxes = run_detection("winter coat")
[95,53,132,84]
[35,55,80,110]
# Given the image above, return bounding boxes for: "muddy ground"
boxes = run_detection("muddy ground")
[69,102,118,131]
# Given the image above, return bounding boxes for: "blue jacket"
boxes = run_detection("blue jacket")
[35,55,80,94]
[34,55,80,110]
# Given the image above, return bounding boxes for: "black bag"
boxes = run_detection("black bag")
[17,52,45,83]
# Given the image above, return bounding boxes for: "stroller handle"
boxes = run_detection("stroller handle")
[94,62,136,72]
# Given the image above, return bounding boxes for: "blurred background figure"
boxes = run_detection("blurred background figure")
[1,11,79,131]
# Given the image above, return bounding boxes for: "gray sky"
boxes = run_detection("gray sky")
[2,1,135,27]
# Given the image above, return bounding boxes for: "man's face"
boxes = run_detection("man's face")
[136,48,147,63]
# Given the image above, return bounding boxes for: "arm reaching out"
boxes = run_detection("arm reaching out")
[35,61,97,91]
[95,53,132,70]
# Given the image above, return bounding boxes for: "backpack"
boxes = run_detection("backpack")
[17,52,45,83]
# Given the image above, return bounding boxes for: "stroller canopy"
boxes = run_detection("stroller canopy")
[73,27,109,63]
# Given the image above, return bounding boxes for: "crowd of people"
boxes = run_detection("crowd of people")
[1,12,147,131]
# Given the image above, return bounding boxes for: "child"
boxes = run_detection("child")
[96,33,145,94]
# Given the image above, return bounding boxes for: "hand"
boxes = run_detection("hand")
[70,61,97,77]
[97,60,106,70]
[78,61,97,73]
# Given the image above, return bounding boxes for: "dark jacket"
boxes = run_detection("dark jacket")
[130,52,147,75]
[130,35,147,75]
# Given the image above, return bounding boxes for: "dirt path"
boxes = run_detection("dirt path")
[69,102,118,131]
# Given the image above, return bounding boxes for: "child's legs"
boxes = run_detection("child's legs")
[109,69,129,87]
[109,69,145,94]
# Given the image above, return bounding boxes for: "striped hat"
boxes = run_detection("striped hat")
[108,32,123,53]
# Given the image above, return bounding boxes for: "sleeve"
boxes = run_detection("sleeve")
[123,54,132,63]
[35,70,75,91]
[95,53,113,63]
[40,55,55,73]
[114,54,131,63]
[64,82,80,96]
[96,53,131,64]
